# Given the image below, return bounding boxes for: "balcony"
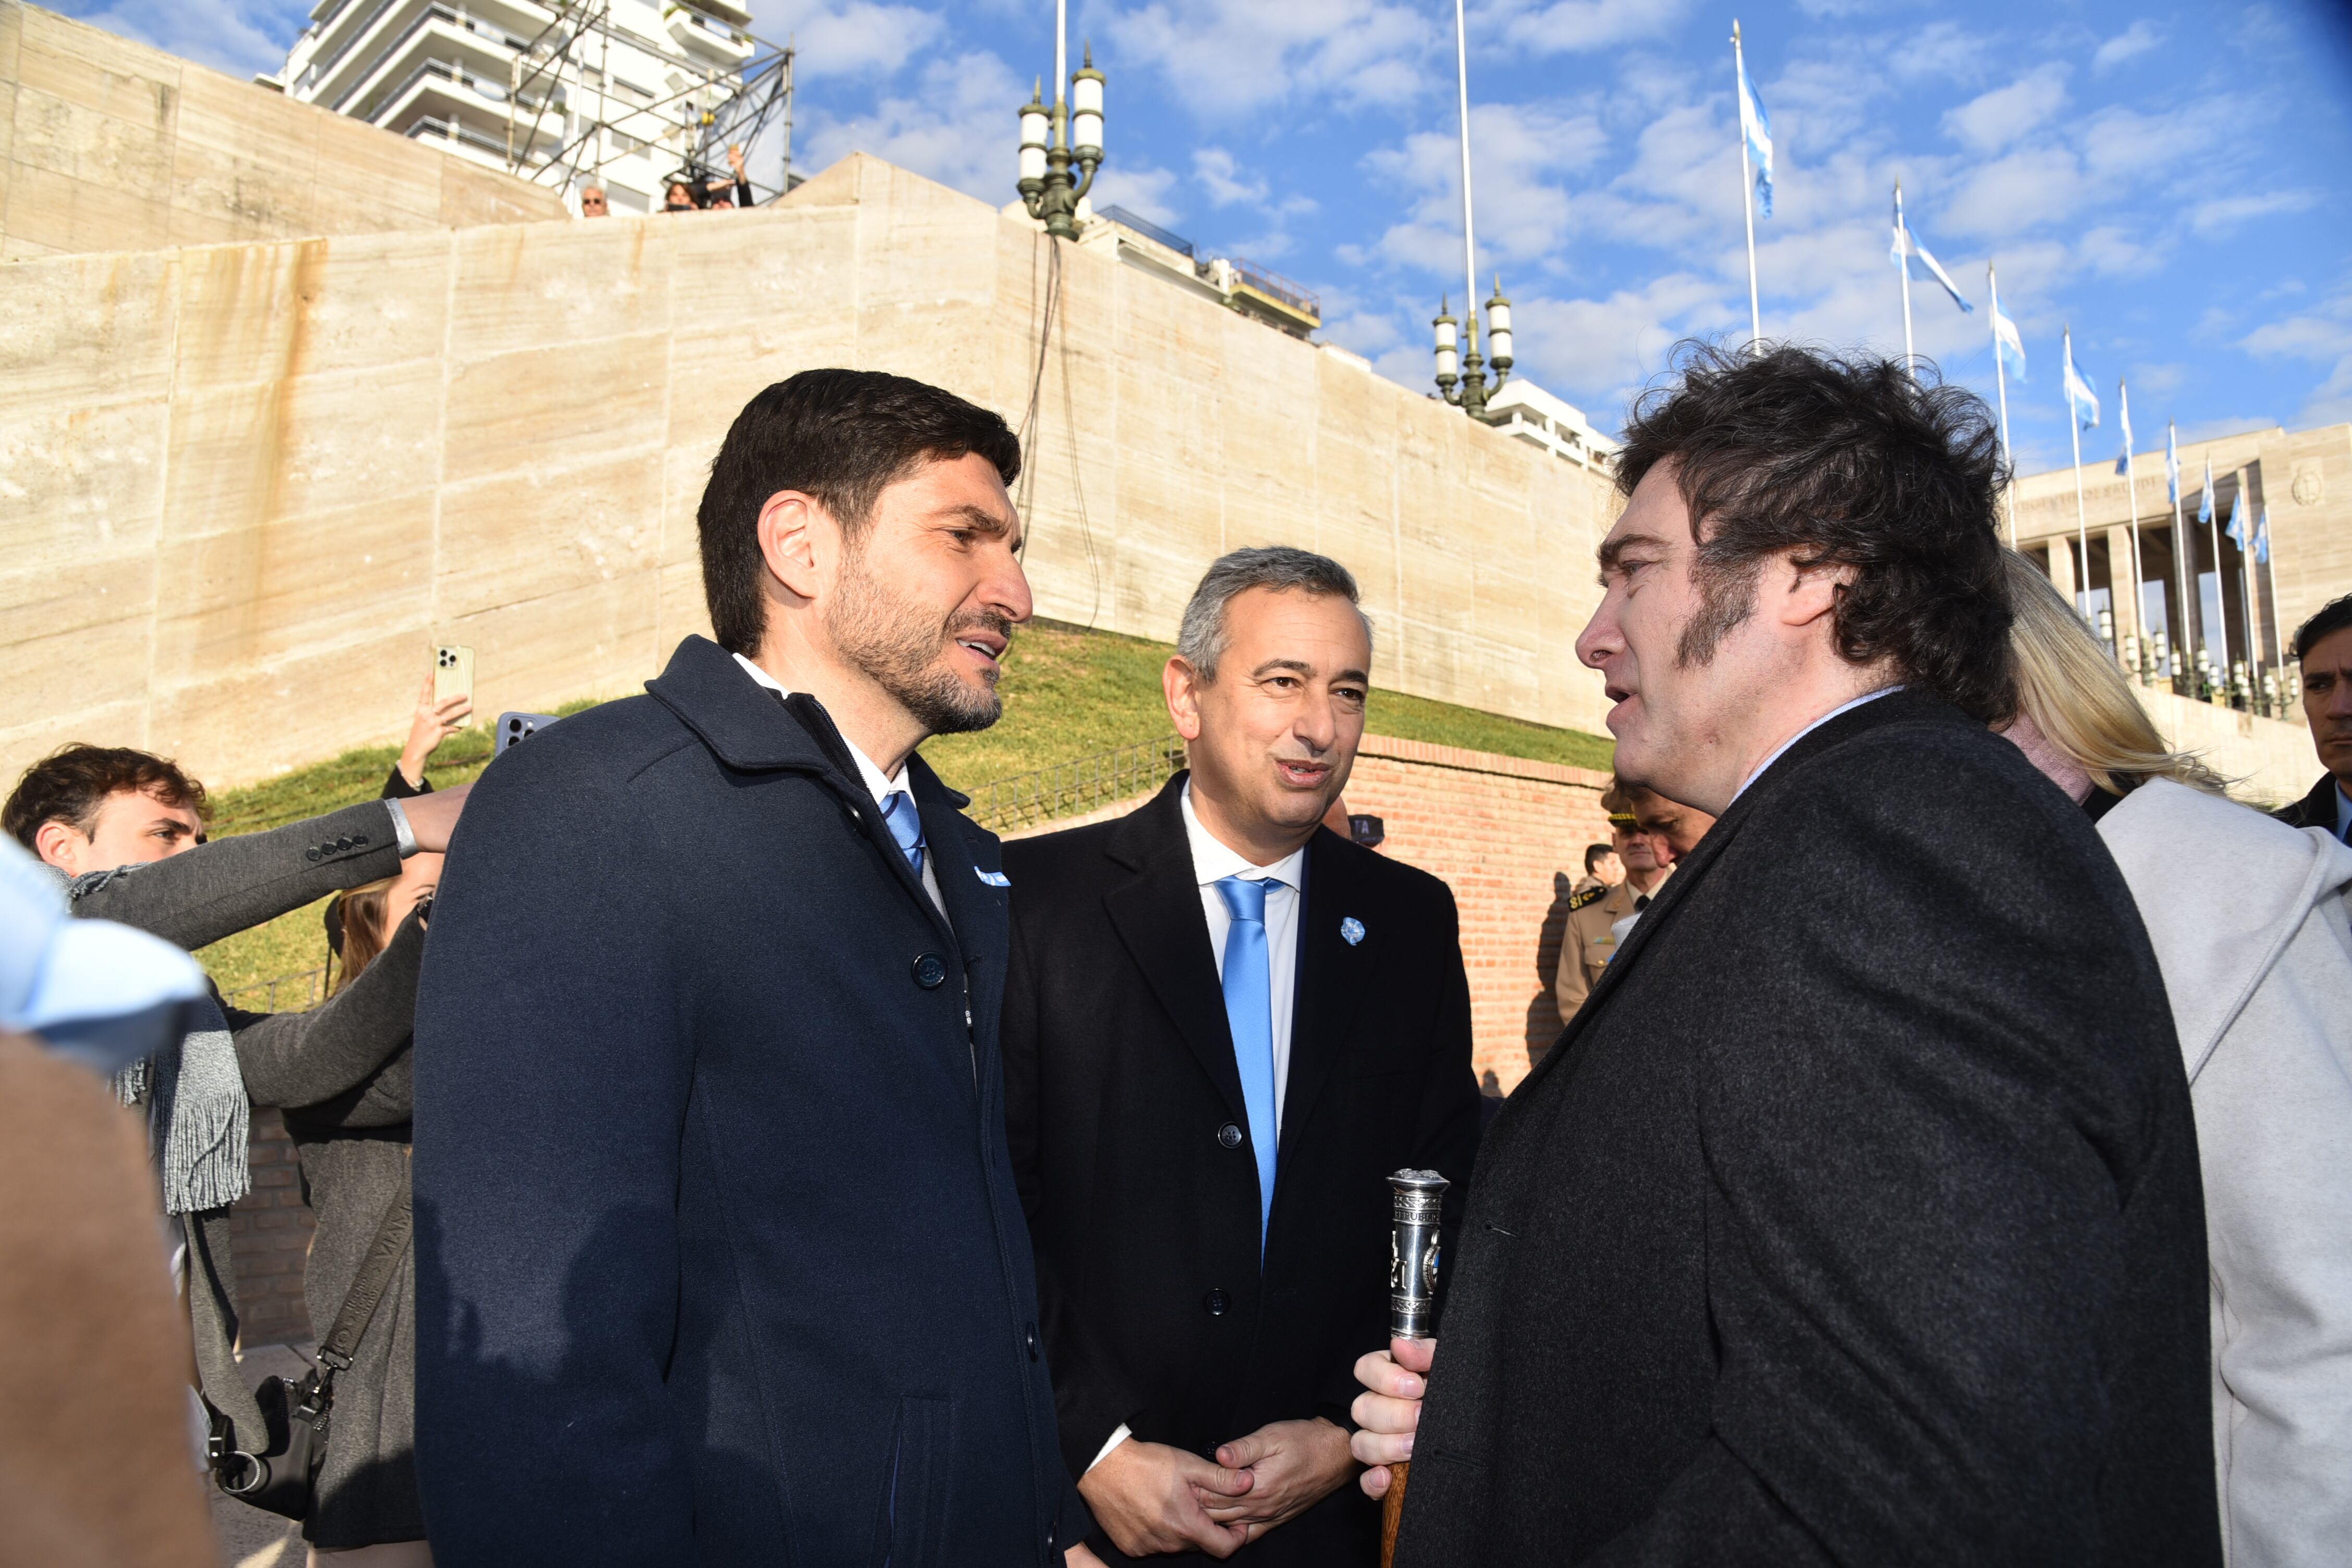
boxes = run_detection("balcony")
[1227,258,1320,336]
[664,4,754,65]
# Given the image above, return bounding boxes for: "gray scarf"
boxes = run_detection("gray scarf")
[63,866,251,1214]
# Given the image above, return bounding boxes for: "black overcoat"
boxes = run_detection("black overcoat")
[1002,774,1484,1564]
[1394,691,2221,1567]
[412,635,1073,1566]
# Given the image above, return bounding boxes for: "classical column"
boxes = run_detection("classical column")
[2106,522,2142,667]
[2045,535,2078,605]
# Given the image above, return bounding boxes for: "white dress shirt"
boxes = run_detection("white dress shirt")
[1181,780,1305,1136]
[732,653,946,917]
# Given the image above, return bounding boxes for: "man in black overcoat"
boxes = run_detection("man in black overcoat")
[1351,346,2222,1566]
[1003,548,1483,1565]
[413,371,1079,1564]
[2272,594,2350,842]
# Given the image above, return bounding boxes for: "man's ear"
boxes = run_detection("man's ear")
[755,491,829,605]
[1163,656,1207,743]
[1775,553,1853,630]
[31,818,85,872]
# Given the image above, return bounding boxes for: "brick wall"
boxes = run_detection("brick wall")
[228,1110,315,1348]
[1338,737,1611,1092]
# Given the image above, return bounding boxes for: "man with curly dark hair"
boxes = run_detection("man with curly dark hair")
[1352,345,2220,1566]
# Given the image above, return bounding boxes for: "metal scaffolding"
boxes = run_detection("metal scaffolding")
[497,1,796,204]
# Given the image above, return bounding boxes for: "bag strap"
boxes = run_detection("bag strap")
[318,1167,412,1374]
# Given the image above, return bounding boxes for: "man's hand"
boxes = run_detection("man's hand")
[1350,1336,1435,1500]
[397,782,472,853]
[1199,1417,1356,1542]
[1077,1437,1253,1558]
[1063,1545,1106,1568]
[726,142,746,174]
[401,675,473,786]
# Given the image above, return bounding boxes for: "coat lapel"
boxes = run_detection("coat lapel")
[1276,829,1370,1168]
[1101,779,1252,1124]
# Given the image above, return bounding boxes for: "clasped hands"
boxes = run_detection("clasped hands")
[1071,1416,1355,1561]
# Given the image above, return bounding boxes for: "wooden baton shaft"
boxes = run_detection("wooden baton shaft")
[1379,1459,1410,1567]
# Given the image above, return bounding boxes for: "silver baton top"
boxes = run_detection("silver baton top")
[1388,1168,1450,1340]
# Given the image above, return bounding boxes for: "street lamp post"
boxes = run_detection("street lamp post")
[1016,44,1105,241]
[1433,275,1513,420]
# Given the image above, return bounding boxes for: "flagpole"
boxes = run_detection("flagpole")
[2167,422,2191,694]
[2235,468,2258,705]
[2119,384,2146,680]
[1895,182,1915,380]
[1733,20,1761,351]
[2205,461,2230,689]
[2064,328,2093,626]
[1452,0,1479,378]
[1988,261,2016,544]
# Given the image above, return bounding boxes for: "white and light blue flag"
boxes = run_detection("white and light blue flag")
[2226,487,2247,549]
[2114,382,2134,476]
[1739,58,1773,218]
[2063,335,2100,429]
[2198,458,2214,524]
[1890,204,1974,312]
[1992,300,2027,382]
[2254,504,2271,564]
[2165,424,2180,506]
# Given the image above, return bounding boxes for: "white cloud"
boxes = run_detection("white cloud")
[1941,147,2085,240]
[1107,0,1434,118]
[1481,0,1693,56]
[2188,190,2320,239]
[59,0,302,77]
[749,2,946,79]
[797,50,1023,201]
[1888,21,1998,84]
[1089,163,1184,228]
[1194,148,1267,209]
[1941,67,2069,156]
[2092,20,2164,73]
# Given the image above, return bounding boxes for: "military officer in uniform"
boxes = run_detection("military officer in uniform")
[1555,781,1715,1020]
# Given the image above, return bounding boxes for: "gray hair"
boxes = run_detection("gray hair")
[1176,546,1368,681]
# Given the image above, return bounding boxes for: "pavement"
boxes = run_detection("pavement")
[209,1342,313,1567]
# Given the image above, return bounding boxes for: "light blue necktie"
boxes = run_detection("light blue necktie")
[879,791,925,878]
[1216,875,1279,1257]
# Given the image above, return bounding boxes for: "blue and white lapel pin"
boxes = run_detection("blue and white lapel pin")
[1340,916,1366,946]
[975,867,1011,888]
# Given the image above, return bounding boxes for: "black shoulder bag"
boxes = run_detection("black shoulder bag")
[209,1176,412,1521]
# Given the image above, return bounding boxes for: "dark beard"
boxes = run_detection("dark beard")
[825,556,1010,736]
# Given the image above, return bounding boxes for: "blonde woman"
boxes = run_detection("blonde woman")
[2001,552,2352,1568]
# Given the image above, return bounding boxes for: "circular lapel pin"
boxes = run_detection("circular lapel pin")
[1340,917,1366,946]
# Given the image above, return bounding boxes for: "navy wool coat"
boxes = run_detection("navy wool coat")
[412,635,1074,1567]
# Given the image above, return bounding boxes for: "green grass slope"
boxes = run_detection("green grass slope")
[191,622,1610,995]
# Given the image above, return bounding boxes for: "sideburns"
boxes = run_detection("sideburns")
[1674,552,1762,668]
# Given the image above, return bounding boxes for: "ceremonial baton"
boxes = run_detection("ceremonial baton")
[1381,1168,1449,1568]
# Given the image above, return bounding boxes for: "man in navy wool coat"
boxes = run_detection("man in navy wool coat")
[412,369,1081,1565]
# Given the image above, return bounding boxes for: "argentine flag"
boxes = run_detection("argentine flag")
[2062,335,2100,429]
[2254,505,2271,565]
[2166,424,2180,506]
[1890,207,1974,313]
[1992,301,2027,382]
[2114,383,2134,476]
[1739,58,1773,218]
[2197,459,2215,525]
[2226,488,2247,549]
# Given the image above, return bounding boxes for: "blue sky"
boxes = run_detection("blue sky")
[66,0,2352,471]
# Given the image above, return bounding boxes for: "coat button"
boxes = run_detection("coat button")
[305,849,322,862]
[911,953,947,989]
[1203,1288,1231,1316]
[1217,1122,1243,1149]
[353,833,369,847]
[1024,1322,1040,1361]
[336,836,353,852]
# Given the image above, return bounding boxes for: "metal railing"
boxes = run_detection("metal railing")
[966,735,1186,834]
[1231,258,1319,320]
[222,966,331,1015]
[1100,205,1195,259]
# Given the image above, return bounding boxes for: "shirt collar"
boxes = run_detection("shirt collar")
[1180,781,1306,891]
[2336,780,2351,843]
[1733,685,1903,803]
[731,652,911,808]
